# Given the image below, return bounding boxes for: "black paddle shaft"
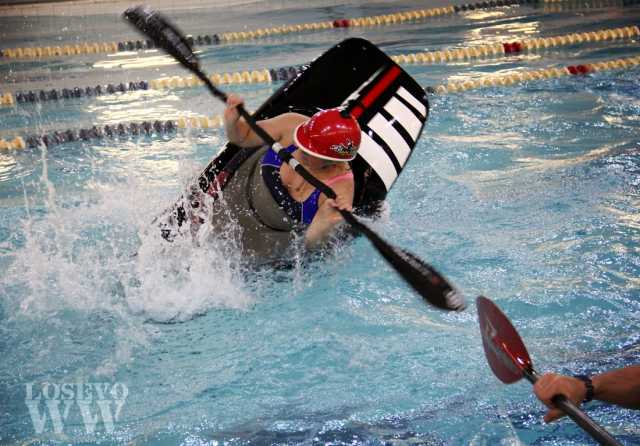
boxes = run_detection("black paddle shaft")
[523,368,622,446]
[123,5,465,311]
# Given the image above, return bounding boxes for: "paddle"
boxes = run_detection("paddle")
[476,296,622,446]
[123,6,465,312]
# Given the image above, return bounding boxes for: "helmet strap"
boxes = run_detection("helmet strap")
[340,100,358,118]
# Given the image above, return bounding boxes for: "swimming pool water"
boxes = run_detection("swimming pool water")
[1,0,639,444]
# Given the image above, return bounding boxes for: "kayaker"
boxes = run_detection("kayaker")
[200,93,361,259]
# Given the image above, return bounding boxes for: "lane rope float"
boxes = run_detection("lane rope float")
[0,67,301,107]
[3,22,638,108]
[1,0,623,61]
[0,114,226,150]
[391,25,640,65]
[542,0,639,10]
[1,54,639,150]
[430,54,640,93]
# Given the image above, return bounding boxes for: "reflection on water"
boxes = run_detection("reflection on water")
[93,51,181,70]
[0,154,18,184]
[462,14,540,45]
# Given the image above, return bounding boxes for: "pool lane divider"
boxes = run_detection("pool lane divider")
[542,0,639,11]
[1,54,639,150]
[3,23,638,108]
[0,114,230,150]
[430,54,640,93]
[0,0,606,61]
[3,81,150,106]
[392,25,640,65]
[0,67,299,107]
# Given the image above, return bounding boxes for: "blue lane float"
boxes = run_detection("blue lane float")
[14,81,150,104]
[24,120,177,148]
[11,65,306,105]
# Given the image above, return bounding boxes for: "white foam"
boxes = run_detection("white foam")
[1,158,257,374]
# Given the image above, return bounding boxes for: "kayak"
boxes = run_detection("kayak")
[157,37,430,262]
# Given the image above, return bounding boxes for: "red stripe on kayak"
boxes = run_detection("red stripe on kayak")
[350,65,402,119]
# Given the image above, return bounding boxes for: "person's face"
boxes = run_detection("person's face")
[299,149,336,170]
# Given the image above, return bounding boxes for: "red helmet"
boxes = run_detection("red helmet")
[293,108,361,162]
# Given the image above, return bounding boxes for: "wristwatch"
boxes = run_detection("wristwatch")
[574,375,595,403]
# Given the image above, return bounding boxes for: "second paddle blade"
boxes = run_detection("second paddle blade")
[123,5,199,71]
[477,296,532,384]
[394,247,466,311]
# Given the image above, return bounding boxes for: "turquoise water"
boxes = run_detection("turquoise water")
[1,0,640,444]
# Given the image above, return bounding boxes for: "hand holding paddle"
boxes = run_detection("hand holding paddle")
[123,5,466,312]
[534,373,593,423]
[476,296,622,446]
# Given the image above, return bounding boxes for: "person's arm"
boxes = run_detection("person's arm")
[223,94,305,148]
[533,366,640,423]
[304,180,354,250]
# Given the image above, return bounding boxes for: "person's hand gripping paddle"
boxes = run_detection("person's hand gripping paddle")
[476,296,622,446]
[122,5,466,312]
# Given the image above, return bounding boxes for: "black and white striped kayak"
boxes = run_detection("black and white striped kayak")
[158,38,429,248]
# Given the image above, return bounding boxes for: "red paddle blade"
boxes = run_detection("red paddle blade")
[477,296,533,384]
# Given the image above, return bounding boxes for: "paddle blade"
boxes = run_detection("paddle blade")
[123,5,198,71]
[477,296,532,384]
[394,247,466,311]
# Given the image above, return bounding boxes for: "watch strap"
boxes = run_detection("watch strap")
[574,374,594,403]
